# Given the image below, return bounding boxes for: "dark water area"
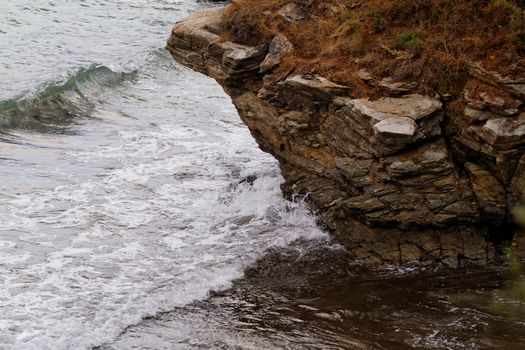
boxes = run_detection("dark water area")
[106,240,525,350]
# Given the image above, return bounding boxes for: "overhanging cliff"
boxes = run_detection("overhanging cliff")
[167,6,525,267]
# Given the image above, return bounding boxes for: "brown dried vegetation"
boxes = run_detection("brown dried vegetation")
[221,0,525,98]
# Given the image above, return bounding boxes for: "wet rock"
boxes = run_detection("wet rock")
[239,175,258,185]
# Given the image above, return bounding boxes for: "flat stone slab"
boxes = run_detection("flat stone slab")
[168,7,268,82]
[480,113,525,150]
[278,3,305,22]
[378,77,417,95]
[373,117,417,137]
[352,94,442,122]
[285,75,351,96]
[337,94,443,156]
[171,7,224,38]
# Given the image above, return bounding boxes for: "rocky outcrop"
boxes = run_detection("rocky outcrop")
[167,7,525,267]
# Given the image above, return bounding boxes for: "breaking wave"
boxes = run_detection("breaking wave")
[0,65,137,132]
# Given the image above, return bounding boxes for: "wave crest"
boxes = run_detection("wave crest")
[0,65,137,132]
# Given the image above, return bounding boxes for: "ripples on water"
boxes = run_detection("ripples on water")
[1,1,525,349]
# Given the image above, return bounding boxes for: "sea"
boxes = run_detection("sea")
[1,1,525,349]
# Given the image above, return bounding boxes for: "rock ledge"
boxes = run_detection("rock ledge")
[167,7,525,267]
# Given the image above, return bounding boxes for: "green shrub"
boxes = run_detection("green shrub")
[338,7,361,34]
[393,30,422,50]
[367,9,388,33]
[510,8,525,49]
[339,5,354,21]
[332,6,361,37]
[493,0,517,13]
[493,0,525,50]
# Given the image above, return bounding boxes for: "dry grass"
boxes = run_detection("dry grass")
[221,0,525,98]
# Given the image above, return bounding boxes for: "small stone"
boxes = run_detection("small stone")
[480,113,525,150]
[278,3,305,22]
[357,69,373,81]
[479,92,506,109]
[503,108,520,116]
[373,117,417,137]
[260,34,294,73]
[286,120,309,129]
[281,111,309,123]
[286,75,351,96]
[464,106,494,122]
[351,94,442,122]
[378,77,417,95]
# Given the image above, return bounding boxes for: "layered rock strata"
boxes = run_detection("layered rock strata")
[167,7,525,267]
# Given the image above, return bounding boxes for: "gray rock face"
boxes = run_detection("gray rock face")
[334,95,443,156]
[166,8,267,84]
[260,34,293,73]
[465,162,506,226]
[167,8,525,267]
[480,114,525,150]
[278,3,305,22]
[378,77,417,95]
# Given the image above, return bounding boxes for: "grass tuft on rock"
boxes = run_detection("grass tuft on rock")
[220,0,525,99]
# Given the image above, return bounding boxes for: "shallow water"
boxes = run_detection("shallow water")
[107,243,525,350]
[1,1,525,349]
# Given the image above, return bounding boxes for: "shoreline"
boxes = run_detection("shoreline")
[101,238,525,349]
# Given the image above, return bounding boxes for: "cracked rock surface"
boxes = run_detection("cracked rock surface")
[167,7,525,267]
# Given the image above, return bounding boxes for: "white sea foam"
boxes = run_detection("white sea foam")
[0,18,326,349]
